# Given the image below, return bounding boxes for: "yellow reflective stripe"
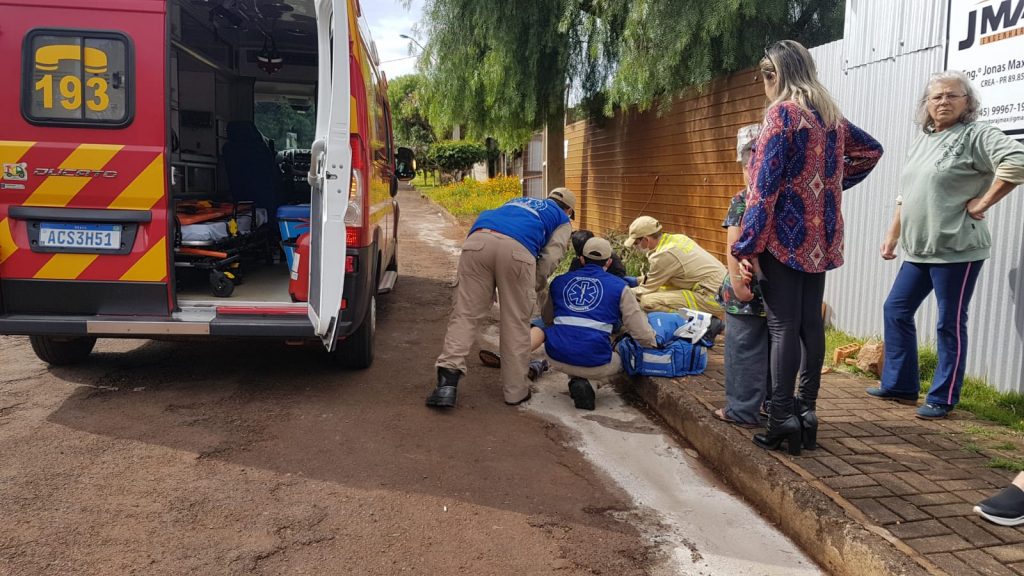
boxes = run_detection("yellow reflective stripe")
[33,253,98,279]
[350,95,359,135]
[659,233,695,254]
[682,290,698,310]
[108,154,164,210]
[120,238,167,281]
[24,143,123,207]
[0,218,16,264]
[0,141,35,165]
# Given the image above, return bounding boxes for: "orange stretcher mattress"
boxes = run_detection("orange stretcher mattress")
[175,201,235,226]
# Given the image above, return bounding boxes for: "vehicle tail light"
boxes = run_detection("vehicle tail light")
[346,134,365,246]
[345,255,357,274]
[345,227,359,246]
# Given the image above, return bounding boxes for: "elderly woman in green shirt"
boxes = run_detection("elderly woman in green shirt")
[868,70,1024,420]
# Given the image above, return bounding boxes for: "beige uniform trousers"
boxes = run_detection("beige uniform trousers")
[436,230,535,403]
[542,345,622,382]
[638,287,722,317]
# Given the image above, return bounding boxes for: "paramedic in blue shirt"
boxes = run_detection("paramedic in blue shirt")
[536,237,658,410]
[427,187,576,408]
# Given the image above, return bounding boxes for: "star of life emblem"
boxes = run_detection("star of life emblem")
[563,277,603,313]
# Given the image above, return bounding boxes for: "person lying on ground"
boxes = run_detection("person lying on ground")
[568,229,635,286]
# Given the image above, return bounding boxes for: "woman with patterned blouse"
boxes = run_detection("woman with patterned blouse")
[732,40,883,455]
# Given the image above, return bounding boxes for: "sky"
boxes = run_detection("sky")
[362,0,426,80]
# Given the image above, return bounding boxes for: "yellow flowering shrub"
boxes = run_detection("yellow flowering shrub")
[425,176,522,217]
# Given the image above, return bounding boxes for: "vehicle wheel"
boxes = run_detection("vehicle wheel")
[210,271,235,298]
[226,261,243,285]
[334,295,375,369]
[30,335,97,366]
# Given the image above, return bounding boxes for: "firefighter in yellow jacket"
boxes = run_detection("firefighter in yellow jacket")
[623,216,727,317]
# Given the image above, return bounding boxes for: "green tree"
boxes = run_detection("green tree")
[429,140,487,176]
[254,101,316,150]
[605,0,846,110]
[409,0,845,147]
[410,1,573,150]
[387,74,436,158]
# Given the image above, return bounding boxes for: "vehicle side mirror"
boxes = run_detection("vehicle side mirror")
[395,147,416,181]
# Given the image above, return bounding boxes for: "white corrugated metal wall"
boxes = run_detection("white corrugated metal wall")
[811,1,1024,394]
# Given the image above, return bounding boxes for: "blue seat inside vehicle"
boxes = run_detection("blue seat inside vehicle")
[222,121,280,223]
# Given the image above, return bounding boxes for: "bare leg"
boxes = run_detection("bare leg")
[530,326,546,352]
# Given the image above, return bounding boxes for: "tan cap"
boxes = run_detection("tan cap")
[547,187,576,219]
[623,216,662,247]
[581,237,612,261]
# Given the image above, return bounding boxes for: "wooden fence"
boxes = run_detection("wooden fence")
[565,69,766,260]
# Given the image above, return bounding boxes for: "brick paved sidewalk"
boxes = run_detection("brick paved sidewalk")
[684,347,1024,576]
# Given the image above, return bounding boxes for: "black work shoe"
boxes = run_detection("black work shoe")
[568,378,595,411]
[426,367,460,409]
[505,390,532,406]
[866,386,919,405]
[974,484,1024,527]
[701,316,725,346]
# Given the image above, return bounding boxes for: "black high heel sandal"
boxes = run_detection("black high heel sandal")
[795,398,818,450]
[753,415,803,456]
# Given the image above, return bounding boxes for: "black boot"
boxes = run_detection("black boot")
[568,377,595,410]
[753,414,803,456]
[795,397,818,450]
[426,367,460,408]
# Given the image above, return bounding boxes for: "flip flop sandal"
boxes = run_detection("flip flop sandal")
[478,349,501,368]
[527,359,550,381]
[713,408,760,429]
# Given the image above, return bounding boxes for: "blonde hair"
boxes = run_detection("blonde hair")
[915,70,981,131]
[761,40,842,127]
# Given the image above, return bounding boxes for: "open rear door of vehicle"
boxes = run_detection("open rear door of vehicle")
[307,0,351,350]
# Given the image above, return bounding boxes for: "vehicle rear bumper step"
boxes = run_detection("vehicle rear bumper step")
[0,314,341,339]
[377,270,397,294]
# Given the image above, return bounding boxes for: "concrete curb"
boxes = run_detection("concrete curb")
[627,373,935,576]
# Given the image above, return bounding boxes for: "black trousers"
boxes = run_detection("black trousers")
[759,253,827,418]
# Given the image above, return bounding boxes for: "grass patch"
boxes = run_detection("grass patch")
[962,442,983,454]
[957,377,1024,433]
[824,330,1024,433]
[825,329,867,362]
[963,424,1002,438]
[410,171,440,192]
[987,456,1024,471]
[422,176,521,217]
[993,442,1018,451]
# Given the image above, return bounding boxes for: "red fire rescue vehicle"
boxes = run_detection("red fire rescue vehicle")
[0,0,414,368]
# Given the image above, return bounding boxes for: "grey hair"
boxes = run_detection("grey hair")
[737,123,760,164]
[916,70,981,131]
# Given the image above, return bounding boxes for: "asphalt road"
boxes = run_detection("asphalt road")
[0,187,818,575]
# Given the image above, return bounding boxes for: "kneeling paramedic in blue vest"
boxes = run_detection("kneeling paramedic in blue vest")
[427,188,576,408]
[537,237,657,410]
